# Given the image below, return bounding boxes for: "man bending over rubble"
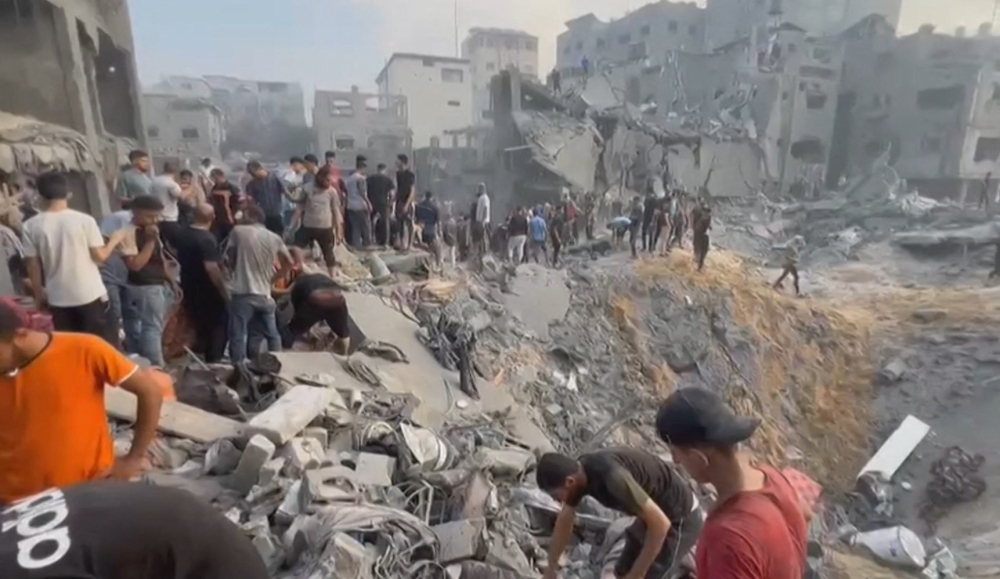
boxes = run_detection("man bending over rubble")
[282,262,352,355]
[0,299,163,505]
[0,481,269,578]
[656,387,807,579]
[536,448,705,579]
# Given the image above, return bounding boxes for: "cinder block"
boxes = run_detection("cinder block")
[248,386,336,445]
[303,427,330,449]
[302,466,357,504]
[354,452,395,487]
[433,519,486,564]
[231,435,276,494]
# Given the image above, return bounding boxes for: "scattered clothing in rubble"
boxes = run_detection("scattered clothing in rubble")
[537,448,703,579]
[0,482,269,578]
[920,446,987,528]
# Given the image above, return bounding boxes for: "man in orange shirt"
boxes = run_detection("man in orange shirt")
[0,300,163,504]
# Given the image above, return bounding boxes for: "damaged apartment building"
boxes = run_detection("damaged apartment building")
[142,93,224,168]
[833,20,1000,202]
[312,86,410,168]
[0,0,144,217]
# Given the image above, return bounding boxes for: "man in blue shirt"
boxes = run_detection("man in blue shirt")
[529,208,548,265]
[414,191,441,266]
[244,161,289,236]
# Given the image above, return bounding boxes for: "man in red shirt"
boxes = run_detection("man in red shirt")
[656,387,807,579]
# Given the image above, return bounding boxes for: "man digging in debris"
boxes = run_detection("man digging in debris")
[284,264,352,355]
[773,235,805,296]
[0,299,163,504]
[0,482,269,578]
[536,448,705,579]
[656,387,808,579]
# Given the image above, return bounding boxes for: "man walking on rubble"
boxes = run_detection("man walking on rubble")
[691,196,712,271]
[0,298,163,504]
[23,172,126,344]
[344,157,373,248]
[642,191,657,252]
[628,196,644,258]
[395,155,417,251]
[0,481,269,578]
[656,387,808,579]
[537,448,705,579]
[507,206,530,265]
[773,235,805,296]
[294,166,341,277]
[529,207,548,264]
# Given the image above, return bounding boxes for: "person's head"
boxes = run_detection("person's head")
[193,202,215,226]
[325,151,337,166]
[356,156,367,173]
[129,150,150,172]
[536,453,585,504]
[424,190,434,201]
[0,299,38,374]
[655,387,760,484]
[243,204,265,224]
[247,160,267,179]
[396,154,409,170]
[210,168,227,184]
[304,154,319,172]
[162,162,179,178]
[36,172,70,202]
[130,195,164,227]
[377,163,388,174]
[315,166,332,189]
[476,182,487,197]
[179,169,194,187]
[201,158,212,168]
[289,156,305,174]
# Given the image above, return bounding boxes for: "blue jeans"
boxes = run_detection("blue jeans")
[229,294,280,362]
[123,284,172,366]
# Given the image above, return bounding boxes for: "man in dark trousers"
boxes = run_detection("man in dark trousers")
[367,163,395,247]
[537,448,704,579]
[286,272,352,355]
[395,155,416,251]
[176,203,229,363]
[691,197,712,271]
[641,192,657,252]
[0,482,269,578]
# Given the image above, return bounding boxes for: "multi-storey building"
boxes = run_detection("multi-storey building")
[461,28,538,125]
[151,75,307,128]
[142,93,224,167]
[312,87,410,168]
[0,0,145,216]
[376,53,473,149]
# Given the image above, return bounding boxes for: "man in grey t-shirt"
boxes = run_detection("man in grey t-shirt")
[115,150,153,206]
[293,166,341,277]
[344,157,371,248]
[226,206,293,363]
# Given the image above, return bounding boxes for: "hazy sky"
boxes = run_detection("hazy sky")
[130,0,997,95]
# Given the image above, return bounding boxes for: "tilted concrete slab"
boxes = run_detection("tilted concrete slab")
[105,387,244,443]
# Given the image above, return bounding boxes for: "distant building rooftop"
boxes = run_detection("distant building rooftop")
[467,27,537,39]
[376,53,471,85]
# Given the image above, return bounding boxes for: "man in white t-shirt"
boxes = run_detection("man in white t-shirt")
[22,172,126,344]
[151,162,184,249]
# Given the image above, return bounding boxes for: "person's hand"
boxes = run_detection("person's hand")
[144,224,159,238]
[103,455,148,481]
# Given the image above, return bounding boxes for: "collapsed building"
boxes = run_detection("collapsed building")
[0,0,145,217]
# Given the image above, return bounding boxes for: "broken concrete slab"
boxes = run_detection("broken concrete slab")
[857,415,931,480]
[879,358,908,384]
[259,457,286,487]
[354,452,396,487]
[476,448,535,478]
[282,437,326,473]
[271,352,368,400]
[247,385,337,445]
[203,439,241,476]
[252,534,282,572]
[433,519,487,564]
[232,435,277,494]
[303,427,329,448]
[303,466,358,503]
[275,480,303,525]
[106,387,244,443]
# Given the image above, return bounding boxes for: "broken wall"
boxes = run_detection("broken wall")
[670,139,763,197]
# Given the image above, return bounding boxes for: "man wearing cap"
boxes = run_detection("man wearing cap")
[656,387,807,579]
[535,448,704,579]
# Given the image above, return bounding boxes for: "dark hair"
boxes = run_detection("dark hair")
[201,158,212,166]
[130,195,165,212]
[37,172,69,200]
[356,156,367,170]
[424,190,434,200]
[325,151,336,160]
[128,150,148,162]
[0,300,26,340]
[162,162,179,174]
[315,166,332,186]
[304,154,319,164]
[246,160,263,173]
[377,163,387,171]
[290,156,305,165]
[397,154,409,165]
[179,169,194,178]
[209,168,225,178]
[536,453,578,491]
[244,205,265,224]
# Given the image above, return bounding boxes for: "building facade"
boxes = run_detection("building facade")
[151,75,307,128]
[0,0,145,217]
[376,53,473,149]
[312,87,410,168]
[142,94,224,166]
[461,28,539,125]
[556,2,706,76]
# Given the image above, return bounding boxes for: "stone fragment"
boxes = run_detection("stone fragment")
[247,386,336,445]
[105,388,244,442]
[282,437,326,473]
[303,427,330,448]
[911,309,947,323]
[275,480,303,525]
[252,534,282,571]
[203,439,242,476]
[232,435,277,494]
[476,448,535,477]
[241,514,270,537]
[354,452,395,487]
[433,519,487,564]
[303,466,357,503]
[879,358,908,384]
[259,457,286,487]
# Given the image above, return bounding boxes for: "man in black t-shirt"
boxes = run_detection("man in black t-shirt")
[367,163,396,247]
[207,168,242,242]
[0,481,268,579]
[395,154,416,250]
[286,272,352,355]
[537,448,704,579]
[176,204,230,362]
